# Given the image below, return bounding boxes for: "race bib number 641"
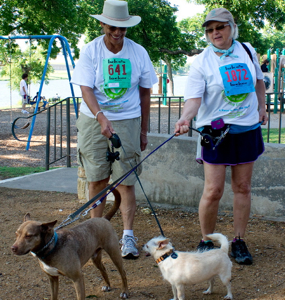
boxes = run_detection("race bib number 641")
[219,63,255,96]
[103,58,132,89]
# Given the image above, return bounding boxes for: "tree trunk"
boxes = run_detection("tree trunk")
[164,57,174,96]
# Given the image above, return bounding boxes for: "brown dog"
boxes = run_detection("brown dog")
[11,191,129,300]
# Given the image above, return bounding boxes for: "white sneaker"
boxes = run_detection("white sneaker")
[120,235,139,259]
[21,110,29,114]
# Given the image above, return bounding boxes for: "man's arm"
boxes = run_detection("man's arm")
[139,86,151,151]
[80,86,114,138]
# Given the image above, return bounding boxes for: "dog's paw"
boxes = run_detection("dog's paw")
[224,295,233,300]
[203,289,212,295]
[120,292,129,299]
[101,285,111,292]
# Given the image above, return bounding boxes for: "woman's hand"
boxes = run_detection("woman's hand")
[259,107,268,125]
[175,119,190,136]
[174,98,201,136]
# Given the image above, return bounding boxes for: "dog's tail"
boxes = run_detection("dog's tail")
[206,233,229,253]
[103,189,121,221]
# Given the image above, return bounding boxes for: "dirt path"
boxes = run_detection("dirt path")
[1,187,285,300]
[1,107,285,299]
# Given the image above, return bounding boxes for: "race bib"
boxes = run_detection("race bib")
[219,63,255,96]
[103,58,131,89]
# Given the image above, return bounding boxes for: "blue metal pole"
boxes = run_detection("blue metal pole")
[26,36,58,150]
[59,37,78,117]
[1,35,78,149]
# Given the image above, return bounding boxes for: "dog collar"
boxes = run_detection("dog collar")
[156,249,178,264]
[31,232,58,259]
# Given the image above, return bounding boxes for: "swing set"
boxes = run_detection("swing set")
[0,35,78,150]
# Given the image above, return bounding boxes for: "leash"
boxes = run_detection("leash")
[55,133,176,231]
[119,139,165,237]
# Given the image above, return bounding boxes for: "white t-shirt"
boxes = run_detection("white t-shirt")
[71,35,158,120]
[20,79,28,96]
[184,41,264,128]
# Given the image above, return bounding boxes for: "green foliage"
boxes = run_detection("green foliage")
[187,0,285,54]
[0,0,89,59]
[84,0,198,69]
[0,40,53,90]
[178,14,208,50]
[262,25,285,53]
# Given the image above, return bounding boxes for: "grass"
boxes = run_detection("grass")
[0,166,57,180]
[262,128,285,144]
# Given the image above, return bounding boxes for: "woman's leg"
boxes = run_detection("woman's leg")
[231,162,254,238]
[199,163,226,240]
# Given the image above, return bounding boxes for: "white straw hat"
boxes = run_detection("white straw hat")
[91,0,141,28]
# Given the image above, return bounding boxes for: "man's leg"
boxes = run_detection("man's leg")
[116,184,139,259]
[89,177,109,218]
[116,185,136,230]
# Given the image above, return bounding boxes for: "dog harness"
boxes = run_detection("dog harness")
[156,249,178,264]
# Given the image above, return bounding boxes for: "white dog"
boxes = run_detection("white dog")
[143,233,233,300]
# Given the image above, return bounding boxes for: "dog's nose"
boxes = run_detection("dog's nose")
[11,245,18,253]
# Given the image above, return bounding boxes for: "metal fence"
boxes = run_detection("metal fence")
[150,94,284,143]
[45,97,80,169]
[12,94,284,170]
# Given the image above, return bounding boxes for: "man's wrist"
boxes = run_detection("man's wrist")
[95,111,103,121]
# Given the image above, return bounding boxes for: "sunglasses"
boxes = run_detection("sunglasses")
[107,25,127,32]
[205,24,230,34]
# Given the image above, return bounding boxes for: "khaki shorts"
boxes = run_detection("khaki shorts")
[76,113,142,185]
[22,95,27,104]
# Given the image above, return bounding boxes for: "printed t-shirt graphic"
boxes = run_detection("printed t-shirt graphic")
[99,58,132,112]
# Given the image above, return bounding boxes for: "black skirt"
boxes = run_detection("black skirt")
[198,126,264,165]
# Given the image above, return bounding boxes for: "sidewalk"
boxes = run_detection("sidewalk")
[0,167,78,194]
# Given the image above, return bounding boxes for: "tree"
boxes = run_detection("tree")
[262,25,285,54]
[187,0,285,54]
[0,0,88,58]
[0,40,53,90]
[178,14,208,50]
[0,0,90,89]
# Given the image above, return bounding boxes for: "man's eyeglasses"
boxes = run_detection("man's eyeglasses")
[205,24,230,34]
[106,25,127,32]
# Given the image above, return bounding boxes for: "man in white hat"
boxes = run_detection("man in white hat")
[71,0,158,259]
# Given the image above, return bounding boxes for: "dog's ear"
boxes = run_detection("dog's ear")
[157,239,170,250]
[40,220,57,233]
[24,213,31,222]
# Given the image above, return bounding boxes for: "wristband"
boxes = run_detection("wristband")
[95,111,103,120]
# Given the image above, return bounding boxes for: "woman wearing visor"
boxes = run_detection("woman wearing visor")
[175,8,268,265]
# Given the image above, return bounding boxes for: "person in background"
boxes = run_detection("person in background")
[20,73,29,114]
[175,8,268,265]
[71,0,157,259]
[261,59,269,72]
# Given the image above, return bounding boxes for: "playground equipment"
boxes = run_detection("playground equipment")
[264,48,285,113]
[0,35,77,150]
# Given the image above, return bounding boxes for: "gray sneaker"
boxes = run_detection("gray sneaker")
[120,235,139,259]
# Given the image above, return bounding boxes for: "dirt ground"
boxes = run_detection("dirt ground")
[1,107,285,300]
